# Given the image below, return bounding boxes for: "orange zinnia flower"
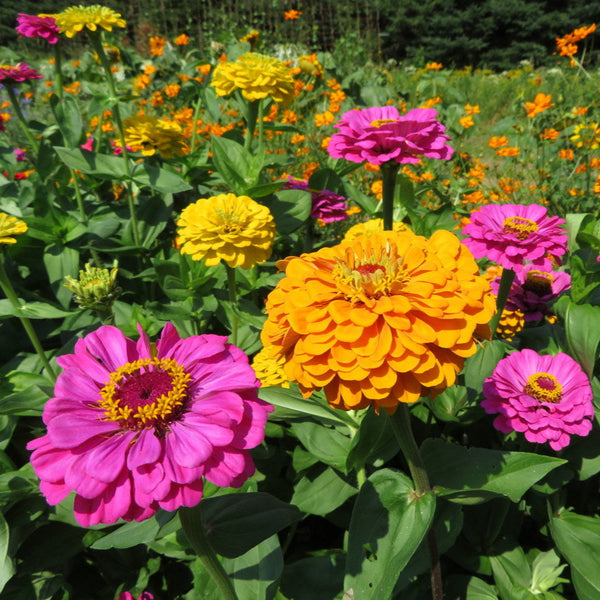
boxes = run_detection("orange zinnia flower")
[524,93,554,118]
[149,36,166,57]
[488,136,508,149]
[174,33,189,46]
[261,230,495,411]
[496,147,520,157]
[459,115,475,128]
[284,9,302,20]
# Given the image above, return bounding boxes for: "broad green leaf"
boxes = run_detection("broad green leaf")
[280,552,345,600]
[549,509,600,598]
[466,577,499,600]
[264,189,312,234]
[90,511,173,549]
[0,384,49,416]
[489,546,535,600]
[291,421,353,473]
[0,511,14,593]
[0,299,73,320]
[130,162,192,194]
[464,340,506,400]
[563,300,600,377]
[43,243,79,308]
[198,492,302,558]
[309,168,344,193]
[211,136,253,193]
[421,439,566,503]
[49,94,83,148]
[224,534,283,600]
[54,147,129,179]
[291,467,357,515]
[343,469,435,600]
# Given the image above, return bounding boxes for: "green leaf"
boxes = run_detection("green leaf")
[421,439,566,504]
[264,189,312,234]
[466,577,499,600]
[563,300,600,377]
[343,469,436,600]
[291,421,353,473]
[0,383,49,416]
[280,552,345,600]
[90,512,173,549]
[49,94,83,148]
[224,534,283,600]
[464,340,506,400]
[291,467,357,515]
[211,136,253,193]
[0,299,73,320]
[54,147,129,179]
[0,511,14,593]
[43,243,79,308]
[200,492,302,558]
[130,162,192,194]
[489,546,535,600]
[549,509,600,599]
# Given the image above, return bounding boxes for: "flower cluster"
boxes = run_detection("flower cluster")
[27,324,273,526]
[261,229,495,411]
[211,52,295,106]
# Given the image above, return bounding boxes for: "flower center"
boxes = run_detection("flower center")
[99,357,191,431]
[523,270,553,295]
[502,216,539,240]
[524,372,562,403]
[370,118,397,127]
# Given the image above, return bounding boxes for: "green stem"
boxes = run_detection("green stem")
[257,99,265,152]
[243,99,259,151]
[5,86,39,153]
[52,43,64,101]
[189,90,204,155]
[488,267,516,337]
[225,264,239,347]
[69,168,87,223]
[0,254,56,380]
[387,405,442,600]
[380,161,400,231]
[179,505,239,600]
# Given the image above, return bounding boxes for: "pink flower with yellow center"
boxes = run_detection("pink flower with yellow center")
[461,203,568,269]
[27,323,272,526]
[0,63,43,84]
[327,106,454,166]
[15,13,60,44]
[482,349,594,451]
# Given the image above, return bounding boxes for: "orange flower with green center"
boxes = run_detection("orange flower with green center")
[261,229,495,411]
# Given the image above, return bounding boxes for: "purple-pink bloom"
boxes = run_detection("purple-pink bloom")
[81,136,95,152]
[27,323,273,527]
[461,203,568,269]
[0,63,43,84]
[14,148,27,162]
[327,106,454,166]
[283,178,348,223]
[16,13,60,44]
[482,349,594,451]
[491,264,571,322]
[117,592,153,600]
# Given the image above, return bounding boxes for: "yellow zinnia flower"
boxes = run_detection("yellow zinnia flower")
[122,115,184,158]
[211,53,295,106]
[0,213,27,244]
[261,229,495,412]
[176,194,275,269]
[252,346,290,388]
[55,5,126,38]
[344,218,407,241]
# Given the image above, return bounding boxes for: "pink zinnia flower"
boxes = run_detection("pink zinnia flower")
[81,136,95,151]
[27,323,273,526]
[461,203,568,269]
[491,264,571,322]
[482,349,594,451]
[284,178,348,223]
[117,592,153,600]
[0,63,43,84]
[16,13,60,44]
[327,106,454,166]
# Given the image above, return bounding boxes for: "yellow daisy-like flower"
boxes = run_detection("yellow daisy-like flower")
[252,346,290,388]
[177,194,275,269]
[211,52,295,106]
[0,213,27,244]
[122,115,184,158]
[261,229,496,412]
[496,309,525,342]
[570,122,600,150]
[55,5,126,38]
[344,218,407,241]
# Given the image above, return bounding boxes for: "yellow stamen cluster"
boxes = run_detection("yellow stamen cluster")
[524,372,563,404]
[502,216,539,240]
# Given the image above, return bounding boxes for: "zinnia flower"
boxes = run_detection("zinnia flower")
[117,592,153,600]
[55,5,126,38]
[0,63,43,84]
[252,346,290,388]
[327,106,454,166]
[482,349,594,451]
[122,115,184,158]
[261,229,495,411]
[15,13,60,44]
[177,193,275,269]
[27,323,272,526]
[461,203,568,269]
[211,52,295,106]
[0,212,27,244]
[344,218,407,240]
[284,178,348,223]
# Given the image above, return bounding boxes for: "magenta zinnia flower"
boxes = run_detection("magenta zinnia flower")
[491,264,571,322]
[0,63,43,84]
[117,592,153,600]
[461,203,568,269]
[27,324,273,526]
[482,349,594,451]
[16,14,60,44]
[283,178,348,223]
[327,106,454,166]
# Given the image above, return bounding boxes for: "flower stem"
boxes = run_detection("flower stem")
[243,99,259,151]
[380,161,400,231]
[225,264,239,347]
[5,86,39,153]
[0,254,56,381]
[387,405,442,600]
[52,43,64,101]
[179,505,239,600]
[488,267,516,337]
[189,90,204,155]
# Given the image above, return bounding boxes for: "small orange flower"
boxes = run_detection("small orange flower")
[284,9,302,20]
[540,128,560,141]
[420,96,442,108]
[524,93,554,118]
[558,149,574,160]
[496,147,520,157]
[174,33,189,46]
[573,106,589,116]
[164,84,181,98]
[149,36,166,57]
[464,104,480,115]
[143,64,156,76]
[488,136,508,149]
[314,111,335,127]
[425,62,443,70]
[459,115,475,129]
